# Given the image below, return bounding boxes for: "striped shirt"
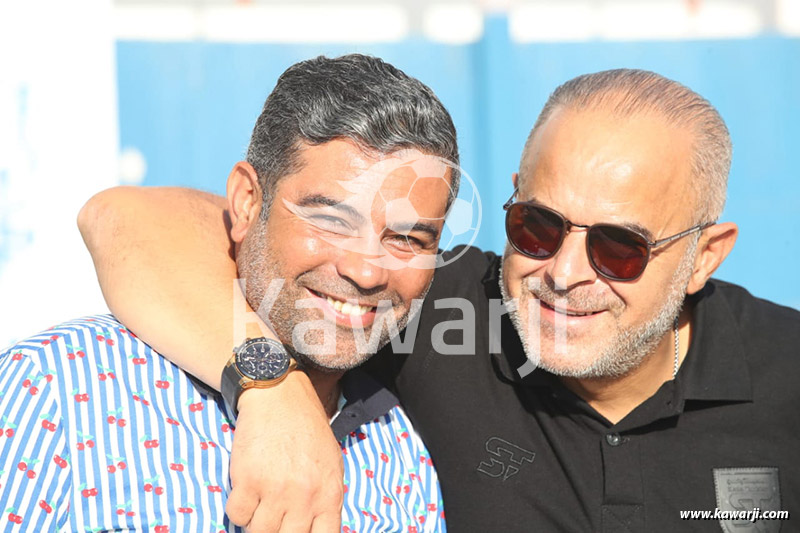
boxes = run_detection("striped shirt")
[0,315,444,532]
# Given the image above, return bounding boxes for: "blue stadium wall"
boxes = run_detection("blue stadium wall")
[117,16,800,310]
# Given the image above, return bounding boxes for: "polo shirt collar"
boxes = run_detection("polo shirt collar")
[675,280,753,402]
[330,367,400,441]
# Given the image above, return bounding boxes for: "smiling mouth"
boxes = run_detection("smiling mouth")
[540,299,603,317]
[308,289,376,317]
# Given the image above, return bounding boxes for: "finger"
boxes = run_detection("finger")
[310,511,341,533]
[227,486,260,527]
[247,504,285,533]
[275,510,312,533]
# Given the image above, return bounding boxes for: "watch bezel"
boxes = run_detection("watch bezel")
[233,337,291,381]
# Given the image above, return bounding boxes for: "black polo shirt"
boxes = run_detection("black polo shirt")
[365,247,800,532]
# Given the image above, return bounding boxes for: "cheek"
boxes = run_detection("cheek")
[277,227,332,268]
[606,274,665,322]
[503,253,547,298]
[393,271,434,303]
[298,235,321,256]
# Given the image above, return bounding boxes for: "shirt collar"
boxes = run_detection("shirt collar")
[330,367,400,441]
[675,280,753,402]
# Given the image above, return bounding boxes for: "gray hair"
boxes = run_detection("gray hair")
[246,54,460,218]
[521,69,731,223]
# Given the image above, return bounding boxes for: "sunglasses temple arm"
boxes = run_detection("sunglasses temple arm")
[502,187,519,210]
[650,222,715,248]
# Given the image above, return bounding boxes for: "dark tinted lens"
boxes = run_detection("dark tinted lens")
[588,225,649,280]
[506,204,565,258]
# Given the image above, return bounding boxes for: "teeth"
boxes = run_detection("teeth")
[562,309,595,317]
[550,304,596,317]
[325,296,372,316]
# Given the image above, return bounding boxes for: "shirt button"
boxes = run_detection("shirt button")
[606,433,622,446]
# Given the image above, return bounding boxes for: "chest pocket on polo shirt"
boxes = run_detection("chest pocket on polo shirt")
[713,467,782,532]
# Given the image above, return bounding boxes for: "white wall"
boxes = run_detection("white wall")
[0,0,118,348]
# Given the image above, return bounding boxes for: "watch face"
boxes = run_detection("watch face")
[235,339,290,380]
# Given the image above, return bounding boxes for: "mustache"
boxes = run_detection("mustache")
[525,276,621,313]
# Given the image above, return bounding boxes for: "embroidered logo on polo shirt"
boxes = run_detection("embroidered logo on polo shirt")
[713,467,781,533]
[477,437,535,481]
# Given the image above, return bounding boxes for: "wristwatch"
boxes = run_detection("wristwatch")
[221,337,299,417]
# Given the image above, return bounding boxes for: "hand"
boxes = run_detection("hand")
[226,372,344,532]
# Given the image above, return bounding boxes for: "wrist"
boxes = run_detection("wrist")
[236,370,316,411]
[221,337,302,417]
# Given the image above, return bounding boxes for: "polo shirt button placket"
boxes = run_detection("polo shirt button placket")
[600,431,644,532]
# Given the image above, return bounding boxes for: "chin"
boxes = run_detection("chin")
[299,356,370,374]
[539,348,648,380]
[537,355,592,378]
[295,346,375,374]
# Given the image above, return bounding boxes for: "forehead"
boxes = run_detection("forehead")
[276,139,452,217]
[520,107,695,230]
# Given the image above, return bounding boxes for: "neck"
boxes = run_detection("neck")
[560,307,693,425]
[305,368,344,419]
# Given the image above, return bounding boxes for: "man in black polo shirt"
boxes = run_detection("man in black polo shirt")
[363,69,798,532]
[80,68,799,531]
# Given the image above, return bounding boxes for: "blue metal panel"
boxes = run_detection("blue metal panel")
[116,29,800,309]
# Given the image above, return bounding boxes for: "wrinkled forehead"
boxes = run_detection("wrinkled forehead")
[342,147,451,201]
[518,107,697,228]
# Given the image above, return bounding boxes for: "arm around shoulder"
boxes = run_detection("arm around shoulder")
[77,185,236,388]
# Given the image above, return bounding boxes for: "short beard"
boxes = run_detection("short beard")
[501,236,698,379]
[237,217,430,373]
[291,282,430,374]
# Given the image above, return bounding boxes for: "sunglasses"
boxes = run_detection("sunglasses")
[503,188,714,282]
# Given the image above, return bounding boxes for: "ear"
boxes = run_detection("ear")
[512,172,519,189]
[227,161,263,244]
[685,222,738,295]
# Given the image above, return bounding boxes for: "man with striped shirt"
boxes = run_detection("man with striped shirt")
[0,54,457,532]
[0,316,442,532]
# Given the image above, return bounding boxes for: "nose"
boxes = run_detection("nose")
[544,228,598,290]
[334,242,390,292]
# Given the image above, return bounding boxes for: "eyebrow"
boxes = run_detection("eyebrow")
[297,193,441,241]
[527,194,655,242]
[296,194,366,224]
[387,221,441,241]
[621,221,654,242]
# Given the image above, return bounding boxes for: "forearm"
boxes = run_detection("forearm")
[79,186,256,389]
